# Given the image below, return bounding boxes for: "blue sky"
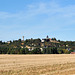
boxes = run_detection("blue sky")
[0,0,75,41]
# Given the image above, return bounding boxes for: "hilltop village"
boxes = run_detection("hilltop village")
[20,35,60,51]
[0,36,75,54]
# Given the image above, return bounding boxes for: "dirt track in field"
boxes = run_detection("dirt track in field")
[0,54,75,75]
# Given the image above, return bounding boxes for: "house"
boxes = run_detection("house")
[7,41,11,44]
[70,52,75,54]
[42,36,60,43]
[21,46,24,48]
[50,40,60,43]
[21,43,24,45]
[40,48,43,51]
[70,50,75,54]
[14,46,17,48]
[26,45,31,49]
[31,47,36,50]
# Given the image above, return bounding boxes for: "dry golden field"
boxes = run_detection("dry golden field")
[0,54,75,75]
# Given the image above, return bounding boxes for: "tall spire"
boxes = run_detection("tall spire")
[22,36,24,41]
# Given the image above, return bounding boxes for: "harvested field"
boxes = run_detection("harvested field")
[0,54,75,75]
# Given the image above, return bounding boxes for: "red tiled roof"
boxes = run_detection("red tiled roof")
[70,52,75,54]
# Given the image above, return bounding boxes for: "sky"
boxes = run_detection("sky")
[0,0,75,41]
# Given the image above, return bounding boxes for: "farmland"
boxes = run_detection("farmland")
[0,54,75,75]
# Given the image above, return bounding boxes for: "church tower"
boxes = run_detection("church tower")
[22,36,24,41]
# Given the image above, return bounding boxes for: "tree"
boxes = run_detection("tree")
[20,48,29,54]
[57,49,64,54]
[18,39,21,43]
[31,48,41,54]
[62,49,69,54]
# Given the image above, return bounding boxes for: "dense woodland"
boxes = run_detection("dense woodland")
[0,37,75,54]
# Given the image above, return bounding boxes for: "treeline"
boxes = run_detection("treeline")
[0,38,75,54]
[0,47,69,54]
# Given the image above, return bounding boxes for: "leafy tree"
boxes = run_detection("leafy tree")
[20,48,29,54]
[31,48,41,54]
[62,49,69,54]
